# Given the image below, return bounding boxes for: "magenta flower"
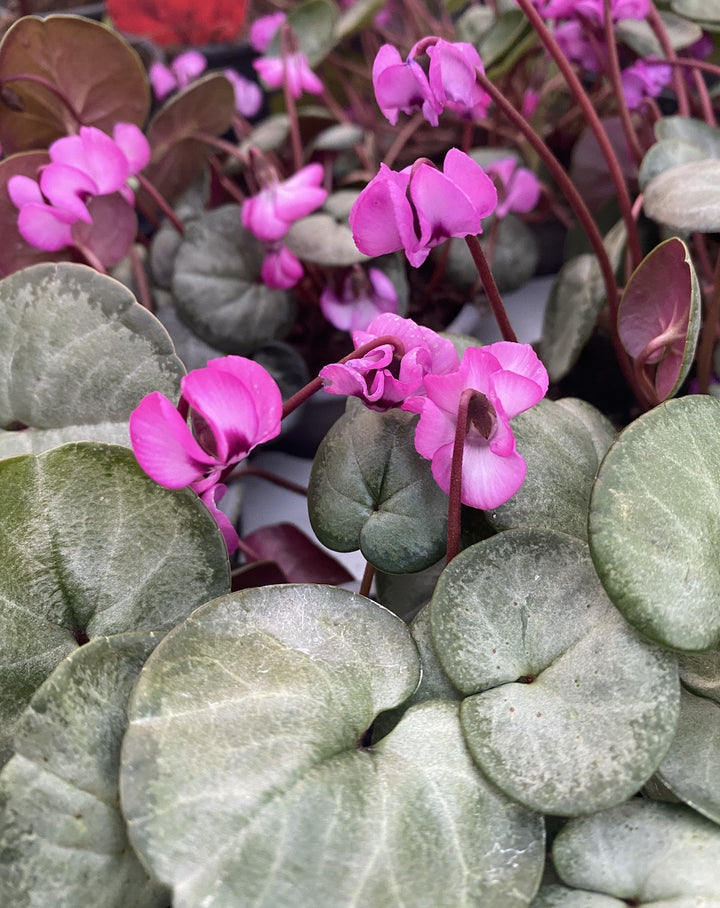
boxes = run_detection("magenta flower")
[486,158,541,219]
[254,51,323,98]
[425,39,490,120]
[372,44,442,126]
[242,163,327,242]
[261,243,304,289]
[406,343,549,510]
[621,60,672,110]
[8,123,150,257]
[349,148,497,268]
[149,50,207,101]
[249,12,287,52]
[319,313,460,411]
[224,69,263,117]
[129,356,283,552]
[320,266,398,332]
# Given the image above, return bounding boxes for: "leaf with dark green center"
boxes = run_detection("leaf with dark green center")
[171,206,295,353]
[0,442,230,764]
[0,15,150,154]
[0,633,169,907]
[589,396,720,650]
[617,237,700,403]
[430,529,679,815]
[656,685,720,824]
[142,74,236,209]
[486,398,614,542]
[552,800,720,902]
[0,263,184,447]
[308,403,448,573]
[120,585,545,906]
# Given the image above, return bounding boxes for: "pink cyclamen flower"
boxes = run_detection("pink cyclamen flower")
[486,158,541,219]
[405,343,549,510]
[129,356,283,552]
[8,123,150,252]
[349,148,497,268]
[149,50,207,101]
[621,59,672,110]
[320,266,398,332]
[261,243,304,289]
[224,69,263,117]
[319,313,460,412]
[249,12,287,52]
[253,51,323,98]
[372,44,442,126]
[425,39,490,121]
[242,162,327,242]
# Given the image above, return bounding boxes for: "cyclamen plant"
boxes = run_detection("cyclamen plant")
[2,0,720,906]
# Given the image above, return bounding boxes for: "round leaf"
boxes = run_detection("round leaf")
[644,159,720,232]
[431,529,679,815]
[638,139,706,191]
[657,686,720,824]
[284,211,368,266]
[308,403,448,573]
[654,115,720,156]
[120,586,545,905]
[0,15,150,154]
[0,442,230,763]
[552,800,720,901]
[0,633,169,907]
[618,237,701,402]
[0,262,184,440]
[589,395,720,650]
[172,205,295,353]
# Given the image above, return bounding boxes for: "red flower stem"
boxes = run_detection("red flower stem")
[0,73,84,126]
[280,26,304,173]
[74,241,106,273]
[692,67,716,128]
[359,561,375,598]
[446,388,474,564]
[464,235,517,343]
[695,248,720,394]
[281,334,406,419]
[474,67,643,405]
[189,129,248,163]
[135,173,185,236]
[383,111,425,168]
[602,0,644,167]
[511,0,642,269]
[646,4,690,118]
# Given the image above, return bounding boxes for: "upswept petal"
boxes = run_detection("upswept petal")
[7,174,43,209]
[149,62,176,99]
[40,163,95,222]
[253,56,285,89]
[411,163,486,250]
[427,40,480,105]
[172,50,207,85]
[442,148,498,219]
[249,12,286,52]
[113,122,151,174]
[485,342,549,394]
[261,244,304,288]
[129,391,218,488]
[51,127,129,195]
[242,190,291,241]
[349,166,407,257]
[17,203,75,251]
[206,355,283,445]
[505,167,541,215]
[320,361,373,398]
[273,173,327,222]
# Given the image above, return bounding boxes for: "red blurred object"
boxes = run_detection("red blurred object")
[106,0,250,47]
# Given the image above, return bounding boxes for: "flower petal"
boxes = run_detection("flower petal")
[113,122,151,174]
[207,355,284,446]
[39,163,95,222]
[199,484,239,554]
[129,391,218,488]
[17,203,76,251]
[7,174,43,209]
[349,165,409,257]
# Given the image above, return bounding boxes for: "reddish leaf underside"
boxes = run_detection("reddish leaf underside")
[242,522,355,586]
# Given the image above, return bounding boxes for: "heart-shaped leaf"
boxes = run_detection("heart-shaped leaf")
[120,584,545,906]
[0,263,184,447]
[0,15,150,155]
[142,74,236,209]
[0,633,169,907]
[486,398,615,542]
[656,686,720,824]
[430,529,679,815]
[618,237,701,403]
[551,800,720,902]
[308,403,448,573]
[589,395,720,650]
[0,442,230,763]
[171,205,295,353]
[540,221,627,382]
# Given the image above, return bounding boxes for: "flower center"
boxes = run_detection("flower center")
[466,391,497,440]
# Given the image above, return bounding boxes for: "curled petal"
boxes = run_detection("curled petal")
[129,391,218,489]
[40,163,96,222]
[149,62,176,100]
[113,122,151,174]
[199,484,239,554]
[349,164,409,258]
[172,50,207,86]
[261,244,304,288]
[17,203,76,251]
[7,174,43,209]
[50,127,130,195]
[206,355,284,446]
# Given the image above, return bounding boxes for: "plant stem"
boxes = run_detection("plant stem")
[280,26,304,172]
[135,173,185,235]
[511,0,642,268]
[359,561,375,597]
[464,235,517,343]
[446,388,474,563]
[281,333,406,419]
[602,0,644,167]
[1,72,84,126]
[646,4,690,117]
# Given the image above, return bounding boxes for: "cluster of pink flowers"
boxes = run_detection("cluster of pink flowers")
[373,38,490,126]
[250,12,323,99]
[241,162,328,288]
[8,123,150,265]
